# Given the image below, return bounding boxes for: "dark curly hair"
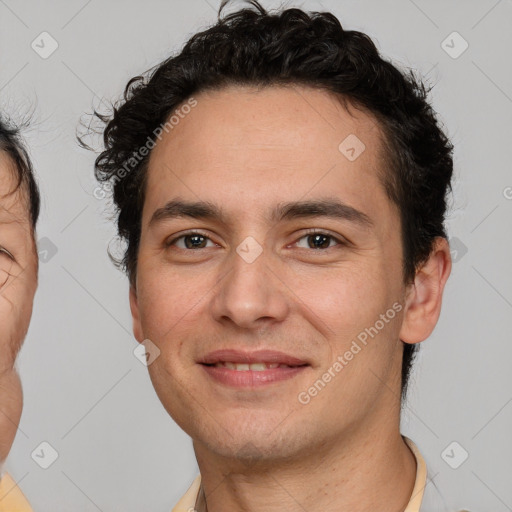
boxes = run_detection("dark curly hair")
[0,115,40,231]
[86,0,454,402]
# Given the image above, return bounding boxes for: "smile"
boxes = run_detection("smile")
[210,361,298,371]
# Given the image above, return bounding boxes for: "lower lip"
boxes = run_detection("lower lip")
[200,364,308,387]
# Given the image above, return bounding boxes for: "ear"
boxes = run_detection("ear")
[129,284,144,343]
[399,237,452,344]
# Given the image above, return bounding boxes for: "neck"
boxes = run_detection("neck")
[193,423,417,512]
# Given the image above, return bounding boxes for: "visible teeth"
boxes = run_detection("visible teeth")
[212,362,291,371]
[249,363,266,371]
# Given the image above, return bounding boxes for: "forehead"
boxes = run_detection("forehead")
[0,152,31,226]
[143,84,392,227]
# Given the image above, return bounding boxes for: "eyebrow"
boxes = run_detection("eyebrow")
[149,198,373,229]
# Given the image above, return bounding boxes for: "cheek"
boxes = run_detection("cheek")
[136,265,211,342]
[294,262,402,370]
[0,369,22,461]
[0,273,36,360]
[296,265,386,331]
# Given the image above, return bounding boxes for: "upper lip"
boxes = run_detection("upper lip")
[199,349,309,366]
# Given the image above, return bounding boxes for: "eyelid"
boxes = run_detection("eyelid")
[299,228,347,241]
[0,245,15,260]
[165,228,349,250]
[291,228,349,249]
[165,229,217,247]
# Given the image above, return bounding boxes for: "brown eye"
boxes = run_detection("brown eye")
[294,230,345,251]
[166,232,216,250]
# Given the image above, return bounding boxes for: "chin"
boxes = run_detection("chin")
[192,418,307,466]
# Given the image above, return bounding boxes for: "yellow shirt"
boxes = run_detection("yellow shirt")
[0,473,33,512]
[171,437,447,512]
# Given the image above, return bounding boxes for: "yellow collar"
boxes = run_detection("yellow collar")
[403,436,428,511]
[0,473,33,512]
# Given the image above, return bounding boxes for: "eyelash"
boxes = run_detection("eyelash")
[165,229,347,252]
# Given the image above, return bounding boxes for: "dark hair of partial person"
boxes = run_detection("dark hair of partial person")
[82,0,454,402]
[0,115,40,230]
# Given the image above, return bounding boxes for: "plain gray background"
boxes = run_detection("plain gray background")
[1,0,511,510]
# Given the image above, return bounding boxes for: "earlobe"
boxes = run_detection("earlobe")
[399,237,452,345]
[129,285,144,343]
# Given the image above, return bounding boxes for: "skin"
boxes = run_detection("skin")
[129,84,451,512]
[0,153,38,468]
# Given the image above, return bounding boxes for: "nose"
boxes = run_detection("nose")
[209,244,289,331]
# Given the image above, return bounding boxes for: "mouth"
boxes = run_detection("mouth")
[198,349,310,387]
[206,361,303,371]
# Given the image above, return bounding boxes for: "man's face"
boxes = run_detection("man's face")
[130,85,410,463]
[0,154,38,464]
